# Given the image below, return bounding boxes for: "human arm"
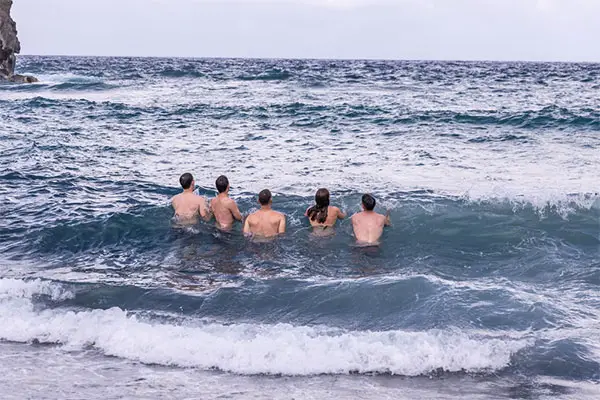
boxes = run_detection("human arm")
[336,207,347,220]
[243,215,251,235]
[278,214,286,234]
[198,198,212,222]
[350,214,358,237]
[229,200,243,222]
[384,210,391,227]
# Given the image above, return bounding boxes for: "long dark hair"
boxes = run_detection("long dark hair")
[307,188,330,224]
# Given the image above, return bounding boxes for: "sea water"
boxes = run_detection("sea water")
[0,57,599,399]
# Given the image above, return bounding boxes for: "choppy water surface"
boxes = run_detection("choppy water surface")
[0,56,599,399]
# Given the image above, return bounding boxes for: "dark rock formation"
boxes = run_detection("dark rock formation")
[0,0,37,83]
[0,0,19,79]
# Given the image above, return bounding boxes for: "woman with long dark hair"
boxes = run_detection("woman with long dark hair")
[305,188,346,229]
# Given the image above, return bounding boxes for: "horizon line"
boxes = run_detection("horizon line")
[17,54,600,64]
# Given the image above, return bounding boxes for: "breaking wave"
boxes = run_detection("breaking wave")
[0,279,528,376]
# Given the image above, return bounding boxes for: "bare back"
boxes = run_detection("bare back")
[211,195,242,230]
[244,209,286,238]
[351,211,388,245]
[172,192,208,223]
[306,206,345,228]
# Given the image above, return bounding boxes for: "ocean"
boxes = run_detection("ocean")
[0,56,599,399]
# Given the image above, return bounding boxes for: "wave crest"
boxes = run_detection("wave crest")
[0,279,528,376]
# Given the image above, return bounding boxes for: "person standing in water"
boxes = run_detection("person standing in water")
[171,173,210,223]
[305,188,346,231]
[351,194,391,245]
[243,189,286,238]
[210,175,243,231]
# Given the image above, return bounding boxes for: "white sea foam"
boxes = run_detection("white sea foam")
[5,70,598,212]
[0,278,74,302]
[0,279,528,376]
[34,72,103,84]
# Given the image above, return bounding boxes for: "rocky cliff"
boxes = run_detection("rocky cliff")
[0,0,36,82]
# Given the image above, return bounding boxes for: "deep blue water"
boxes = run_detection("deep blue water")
[0,56,599,399]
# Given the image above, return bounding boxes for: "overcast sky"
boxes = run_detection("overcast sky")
[12,0,600,61]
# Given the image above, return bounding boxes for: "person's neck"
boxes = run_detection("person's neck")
[183,188,194,194]
[218,192,229,198]
[260,205,272,211]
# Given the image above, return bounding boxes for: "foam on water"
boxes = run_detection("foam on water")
[4,58,599,209]
[0,279,528,376]
[0,278,74,302]
[2,57,599,396]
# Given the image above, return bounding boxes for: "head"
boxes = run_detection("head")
[361,194,376,211]
[308,188,330,223]
[216,175,229,194]
[314,188,330,208]
[258,189,272,206]
[179,173,194,190]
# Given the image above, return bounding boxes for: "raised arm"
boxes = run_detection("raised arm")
[336,207,347,220]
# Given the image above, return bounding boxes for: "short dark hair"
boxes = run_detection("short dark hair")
[180,173,194,190]
[216,175,229,193]
[362,194,376,211]
[258,189,272,205]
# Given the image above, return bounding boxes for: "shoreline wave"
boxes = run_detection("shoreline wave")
[0,279,529,376]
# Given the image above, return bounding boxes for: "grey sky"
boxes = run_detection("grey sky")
[12,0,600,61]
